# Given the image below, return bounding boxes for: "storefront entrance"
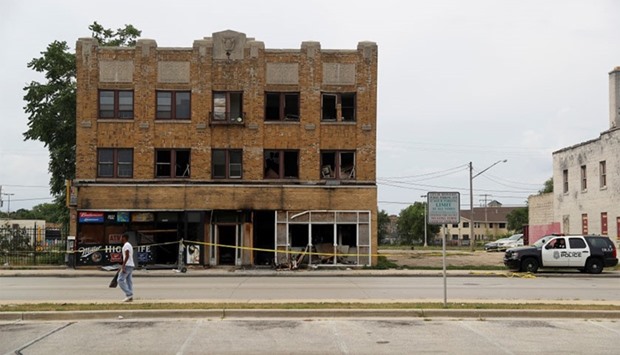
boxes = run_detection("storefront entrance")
[217,225,237,265]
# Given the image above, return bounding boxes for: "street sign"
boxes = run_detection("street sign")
[427,192,460,225]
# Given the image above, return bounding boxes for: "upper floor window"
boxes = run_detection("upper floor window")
[99,90,133,119]
[320,151,355,180]
[156,91,190,120]
[98,148,133,178]
[212,149,242,179]
[265,93,300,121]
[580,165,587,191]
[599,161,607,188]
[155,149,190,178]
[321,93,356,122]
[264,150,299,179]
[212,92,243,123]
[562,169,569,193]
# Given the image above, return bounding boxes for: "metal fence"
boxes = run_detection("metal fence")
[0,226,67,266]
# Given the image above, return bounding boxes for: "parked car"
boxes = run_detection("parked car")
[484,234,523,252]
[484,239,502,252]
[496,233,523,251]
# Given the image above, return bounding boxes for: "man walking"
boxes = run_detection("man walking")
[118,234,134,302]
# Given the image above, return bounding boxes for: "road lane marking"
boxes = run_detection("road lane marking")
[176,319,203,355]
[8,322,74,355]
[458,321,515,355]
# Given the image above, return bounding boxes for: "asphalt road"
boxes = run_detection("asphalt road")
[1,275,619,304]
[2,317,619,354]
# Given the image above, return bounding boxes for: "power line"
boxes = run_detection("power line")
[0,184,50,188]
[378,164,468,180]
[377,180,535,195]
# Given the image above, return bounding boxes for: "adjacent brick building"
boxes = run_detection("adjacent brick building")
[71,30,378,267]
[528,67,620,245]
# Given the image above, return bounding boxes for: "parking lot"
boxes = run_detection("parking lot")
[3,317,619,354]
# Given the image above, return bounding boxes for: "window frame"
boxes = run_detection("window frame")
[265,92,300,121]
[562,169,569,194]
[154,149,191,178]
[97,148,133,178]
[599,161,607,188]
[212,149,243,179]
[580,165,587,191]
[212,91,244,123]
[263,150,300,179]
[320,150,356,180]
[156,91,191,120]
[98,90,134,119]
[321,92,356,122]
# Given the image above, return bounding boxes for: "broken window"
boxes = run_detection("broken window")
[212,92,243,123]
[264,150,299,179]
[155,149,191,178]
[265,92,300,121]
[99,90,133,119]
[321,151,355,179]
[321,93,356,121]
[212,149,242,179]
[98,148,133,178]
[156,91,191,119]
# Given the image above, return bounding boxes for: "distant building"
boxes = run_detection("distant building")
[440,203,520,245]
[383,214,399,244]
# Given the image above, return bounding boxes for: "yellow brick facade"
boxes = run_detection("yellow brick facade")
[72,30,378,267]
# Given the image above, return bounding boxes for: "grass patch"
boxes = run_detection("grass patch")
[365,255,400,269]
[1,302,619,313]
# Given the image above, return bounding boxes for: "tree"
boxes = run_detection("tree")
[377,209,390,245]
[397,203,439,245]
[539,177,553,194]
[506,207,528,232]
[22,22,141,227]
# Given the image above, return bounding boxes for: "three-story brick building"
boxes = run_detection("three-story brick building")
[71,30,378,267]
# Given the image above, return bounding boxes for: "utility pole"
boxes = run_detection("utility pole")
[421,195,428,247]
[480,194,492,240]
[1,192,15,218]
[469,160,507,251]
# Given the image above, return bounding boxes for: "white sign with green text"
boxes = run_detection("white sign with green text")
[427,192,460,225]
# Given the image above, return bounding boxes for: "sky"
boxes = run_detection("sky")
[1,0,619,215]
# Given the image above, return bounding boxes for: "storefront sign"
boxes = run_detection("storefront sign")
[77,244,152,265]
[132,212,154,222]
[108,234,123,244]
[78,212,104,223]
[117,212,130,223]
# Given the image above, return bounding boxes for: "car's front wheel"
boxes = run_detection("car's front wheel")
[520,257,539,273]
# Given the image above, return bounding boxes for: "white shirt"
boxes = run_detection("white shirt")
[122,241,135,267]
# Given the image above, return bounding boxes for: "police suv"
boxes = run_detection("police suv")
[504,235,618,274]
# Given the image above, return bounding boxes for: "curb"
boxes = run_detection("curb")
[1,271,618,278]
[2,308,620,321]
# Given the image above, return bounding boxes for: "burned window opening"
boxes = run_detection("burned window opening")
[264,150,299,179]
[321,93,356,122]
[321,151,355,180]
[155,149,190,178]
[265,92,300,121]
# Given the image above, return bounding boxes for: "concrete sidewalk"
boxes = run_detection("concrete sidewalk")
[2,308,620,321]
[1,266,618,278]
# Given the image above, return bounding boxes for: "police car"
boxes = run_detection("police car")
[503,235,618,274]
